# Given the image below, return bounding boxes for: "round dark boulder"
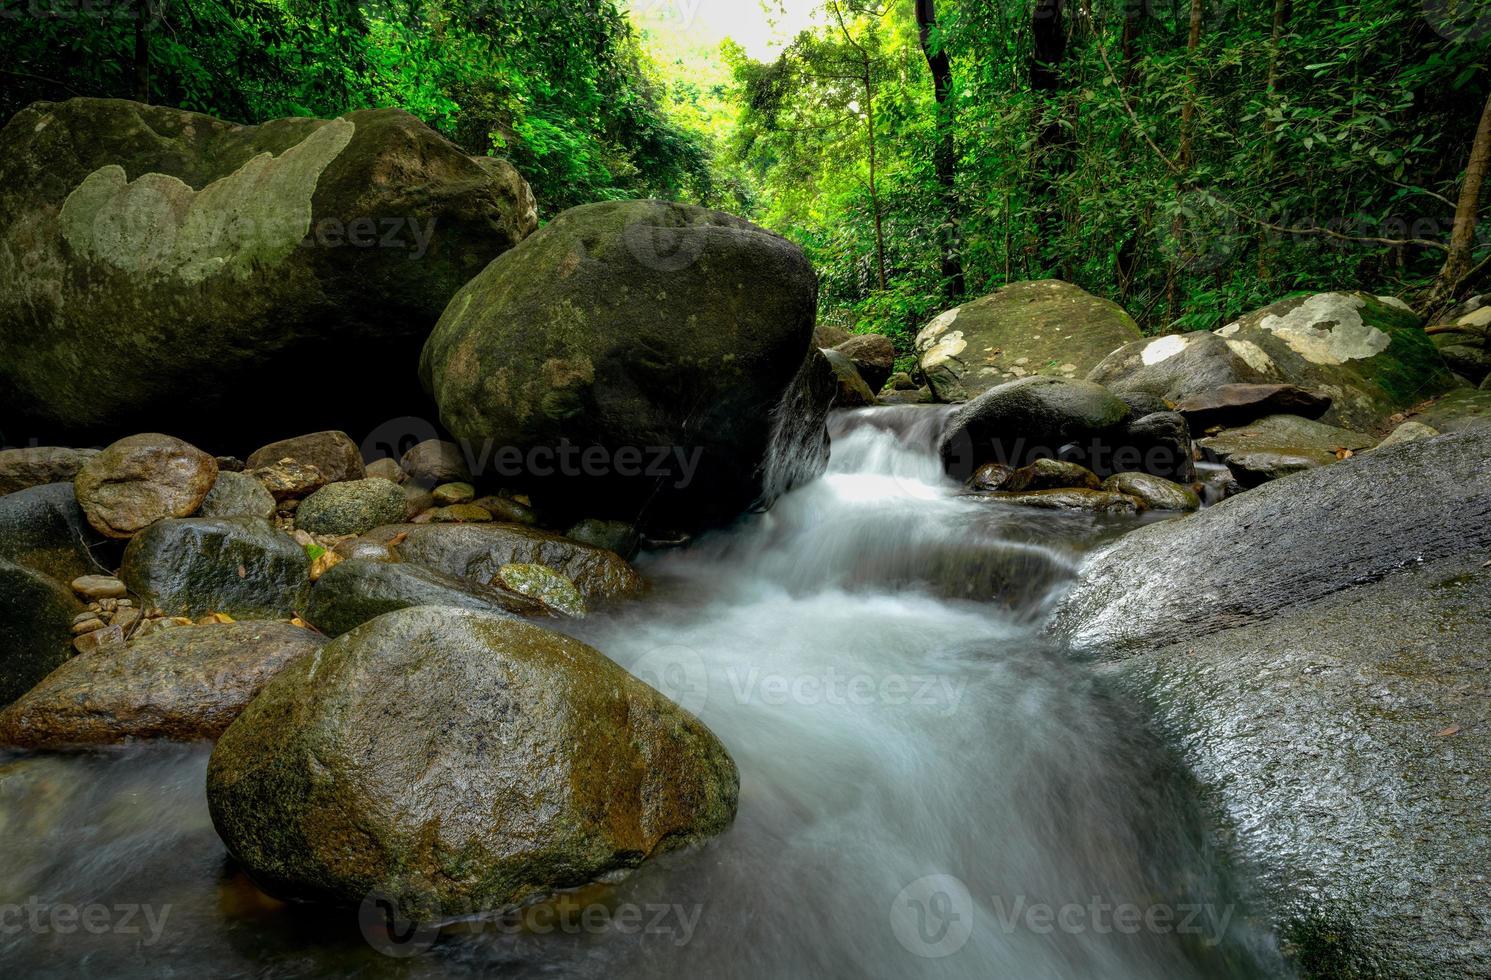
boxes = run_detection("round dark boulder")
[833,333,896,392]
[207,606,740,918]
[939,377,1131,479]
[418,199,819,532]
[0,482,111,582]
[295,478,407,536]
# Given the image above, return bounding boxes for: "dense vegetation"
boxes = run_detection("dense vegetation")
[7,0,1491,345]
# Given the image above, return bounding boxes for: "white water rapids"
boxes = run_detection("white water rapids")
[0,407,1285,978]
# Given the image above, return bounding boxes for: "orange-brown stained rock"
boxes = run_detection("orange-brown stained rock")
[206,606,738,920]
[74,433,218,539]
[0,621,323,747]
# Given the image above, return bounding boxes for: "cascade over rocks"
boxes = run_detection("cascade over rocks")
[0,98,537,446]
[0,622,324,747]
[915,280,1142,401]
[1050,427,1491,977]
[207,606,740,919]
[418,199,819,532]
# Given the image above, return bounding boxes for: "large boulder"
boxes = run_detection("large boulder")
[245,431,365,484]
[1213,292,1455,431]
[0,560,86,707]
[304,558,542,637]
[0,447,99,495]
[207,606,740,918]
[0,622,323,747]
[1429,294,1491,385]
[73,433,218,539]
[358,523,643,604]
[1050,428,1491,977]
[1086,331,1278,408]
[820,348,878,407]
[1413,387,1491,434]
[294,478,407,536]
[0,482,111,582]
[833,333,896,391]
[418,199,819,531]
[914,280,1141,402]
[0,98,537,446]
[120,518,311,618]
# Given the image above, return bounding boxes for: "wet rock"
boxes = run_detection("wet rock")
[812,321,852,348]
[966,462,1015,492]
[120,518,310,619]
[475,496,538,526]
[977,489,1142,513]
[939,376,1132,480]
[1116,411,1195,484]
[403,484,437,520]
[1100,473,1199,512]
[429,504,494,523]
[361,523,644,603]
[0,560,86,706]
[248,460,328,502]
[833,333,896,392]
[72,623,124,656]
[304,559,538,637]
[0,447,99,495]
[821,348,878,407]
[295,479,406,536]
[886,371,918,391]
[1088,331,1276,409]
[207,607,740,918]
[246,431,365,484]
[1412,387,1491,433]
[70,575,126,600]
[915,280,1141,401]
[364,458,407,484]
[878,388,935,406]
[1173,383,1331,431]
[1197,414,1376,488]
[0,622,324,747]
[332,538,395,563]
[1001,458,1101,492]
[74,434,218,539]
[399,440,473,487]
[565,519,640,561]
[419,199,818,532]
[216,456,245,473]
[493,564,587,618]
[199,471,277,521]
[0,99,537,446]
[758,350,838,509]
[0,482,110,582]
[1430,295,1491,385]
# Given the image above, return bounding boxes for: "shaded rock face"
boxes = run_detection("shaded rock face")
[1120,411,1195,485]
[359,523,643,604]
[1196,414,1375,488]
[915,280,1142,401]
[1087,331,1275,408]
[0,622,324,747]
[820,348,878,407]
[0,98,537,447]
[1414,387,1491,433]
[1100,472,1199,512]
[246,431,365,484]
[757,349,836,510]
[1173,383,1330,431]
[121,518,311,618]
[419,199,819,532]
[399,440,472,487]
[0,482,111,583]
[1214,292,1455,431]
[833,333,896,392]
[939,376,1132,479]
[295,479,406,536]
[0,560,85,707]
[1051,429,1491,978]
[74,434,217,539]
[0,447,99,495]
[564,519,641,561]
[1430,294,1491,385]
[207,606,740,919]
[304,558,540,637]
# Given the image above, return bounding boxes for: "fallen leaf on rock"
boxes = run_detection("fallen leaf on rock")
[1335,449,1354,461]
[1438,725,1462,737]
[237,564,247,579]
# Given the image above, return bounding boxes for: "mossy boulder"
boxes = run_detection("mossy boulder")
[0,98,537,446]
[914,280,1141,401]
[295,479,407,536]
[1413,387,1491,434]
[121,518,310,618]
[0,622,324,747]
[303,558,541,637]
[1100,472,1200,512]
[0,560,86,707]
[418,199,819,531]
[1197,414,1376,487]
[198,471,277,520]
[207,606,740,919]
[246,431,365,484]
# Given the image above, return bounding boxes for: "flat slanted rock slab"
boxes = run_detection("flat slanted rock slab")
[0,622,325,747]
[1197,414,1375,487]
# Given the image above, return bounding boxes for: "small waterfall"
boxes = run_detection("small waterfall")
[756,351,835,510]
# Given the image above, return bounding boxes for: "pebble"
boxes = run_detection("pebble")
[73,624,124,655]
[112,606,143,632]
[71,575,128,600]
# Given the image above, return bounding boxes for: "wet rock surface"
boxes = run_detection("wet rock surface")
[303,558,540,637]
[294,478,406,536]
[73,434,218,539]
[120,518,310,619]
[0,622,324,747]
[198,471,277,520]
[245,431,365,484]
[207,607,740,919]
[0,447,99,495]
[1197,414,1376,487]
[0,482,110,583]
[0,560,86,707]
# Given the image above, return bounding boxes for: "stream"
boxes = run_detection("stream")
[0,407,1286,978]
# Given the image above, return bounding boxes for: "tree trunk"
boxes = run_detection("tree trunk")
[1428,87,1491,309]
[134,1,151,104]
[1030,0,1066,263]
[1168,0,1204,324]
[916,0,965,300]
[865,67,888,293]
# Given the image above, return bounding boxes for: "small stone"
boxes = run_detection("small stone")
[98,598,117,613]
[71,574,128,600]
[966,462,1015,492]
[494,564,587,618]
[400,440,473,486]
[215,456,246,473]
[432,482,477,505]
[73,624,124,655]
[111,606,143,632]
[1000,458,1101,493]
[309,550,343,582]
[70,618,105,635]
[199,471,278,520]
[72,612,102,627]
[474,496,538,526]
[1101,472,1201,512]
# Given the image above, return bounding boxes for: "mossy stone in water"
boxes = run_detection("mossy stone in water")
[207,606,740,919]
[494,563,587,618]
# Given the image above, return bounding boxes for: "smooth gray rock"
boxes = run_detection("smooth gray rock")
[120,518,310,619]
[0,447,99,495]
[0,482,109,582]
[0,559,86,707]
[198,471,277,520]
[939,376,1132,479]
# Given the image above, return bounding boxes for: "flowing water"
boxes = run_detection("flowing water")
[0,407,1286,979]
